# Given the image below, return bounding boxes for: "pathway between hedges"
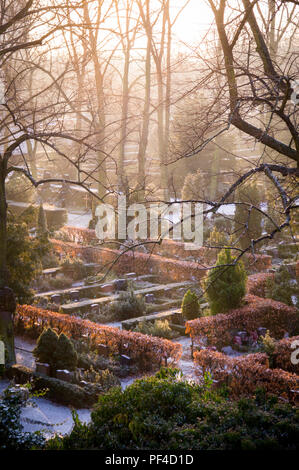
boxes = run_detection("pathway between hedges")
[0,334,195,438]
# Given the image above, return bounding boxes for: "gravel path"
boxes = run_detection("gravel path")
[1,332,196,439]
[0,378,91,438]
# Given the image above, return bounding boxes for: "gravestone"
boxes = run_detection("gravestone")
[36,362,51,376]
[145,293,155,304]
[91,304,99,315]
[79,380,89,387]
[101,283,114,293]
[51,294,61,304]
[120,354,131,366]
[97,344,108,356]
[56,369,74,383]
[70,290,80,302]
[114,279,128,291]
[257,327,267,337]
[125,272,136,279]
[237,331,248,343]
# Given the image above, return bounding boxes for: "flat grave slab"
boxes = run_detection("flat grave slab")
[60,281,194,313]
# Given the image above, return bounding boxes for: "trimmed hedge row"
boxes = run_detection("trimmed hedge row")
[246,273,274,297]
[58,226,272,272]
[273,336,299,374]
[52,239,208,283]
[15,305,182,369]
[194,349,299,404]
[194,349,269,372]
[186,295,299,349]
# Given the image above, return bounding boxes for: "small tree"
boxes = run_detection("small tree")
[6,213,45,304]
[54,333,78,371]
[181,290,201,320]
[208,226,228,248]
[33,328,58,369]
[204,249,247,315]
[265,266,298,307]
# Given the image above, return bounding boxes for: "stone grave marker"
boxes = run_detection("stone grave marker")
[114,279,128,291]
[36,362,51,376]
[70,290,80,302]
[56,369,74,383]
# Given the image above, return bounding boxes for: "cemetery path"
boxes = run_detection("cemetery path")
[15,336,36,369]
[0,378,91,439]
[1,333,197,439]
[176,336,197,379]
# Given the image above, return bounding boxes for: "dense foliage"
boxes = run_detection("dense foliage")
[111,290,146,320]
[265,265,298,307]
[33,328,77,372]
[204,249,247,314]
[181,289,201,320]
[15,305,182,368]
[134,319,177,339]
[6,210,49,303]
[0,386,44,450]
[186,294,299,349]
[46,370,299,450]
[194,349,298,403]
[60,255,88,281]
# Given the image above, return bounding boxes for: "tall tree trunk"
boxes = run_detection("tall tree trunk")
[26,139,38,180]
[137,32,151,202]
[157,70,169,201]
[118,49,130,193]
[0,161,16,367]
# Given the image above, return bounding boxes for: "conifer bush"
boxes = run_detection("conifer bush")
[204,249,247,314]
[54,333,78,371]
[33,327,58,370]
[181,289,201,320]
[34,328,77,372]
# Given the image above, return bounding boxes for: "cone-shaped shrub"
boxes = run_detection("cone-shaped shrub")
[33,327,58,368]
[181,290,201,320]
[54,333,77,371]
[204,249,247,315]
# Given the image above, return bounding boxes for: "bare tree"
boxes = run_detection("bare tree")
[0,0,107,366]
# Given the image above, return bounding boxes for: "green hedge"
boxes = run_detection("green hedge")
[46,369,299,450]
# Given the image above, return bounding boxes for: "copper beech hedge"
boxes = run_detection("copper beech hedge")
[15,305,182,368]
[52,239,208,283]
[186,295,299,349]
[246,273,274,297]
[194,349,299,403]
[273,336,299,374]
[57,226,272,275]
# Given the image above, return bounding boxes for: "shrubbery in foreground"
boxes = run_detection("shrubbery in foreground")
[47,369,299,450]
[0,387,44,450]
